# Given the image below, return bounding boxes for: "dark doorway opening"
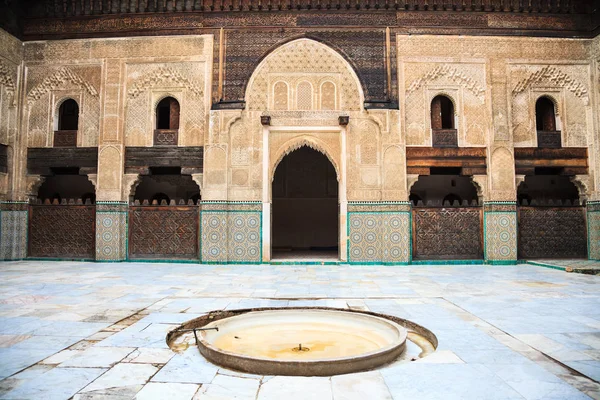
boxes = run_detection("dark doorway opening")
[272,146,338,261]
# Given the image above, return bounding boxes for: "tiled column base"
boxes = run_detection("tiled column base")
[484,201,518,265]
[347,202,411,265]
[0,201,28,260]
[588,201,600,260]
[96,202,128,262]
[201,201,262,264]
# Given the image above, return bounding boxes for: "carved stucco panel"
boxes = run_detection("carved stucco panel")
[246,39,363,112]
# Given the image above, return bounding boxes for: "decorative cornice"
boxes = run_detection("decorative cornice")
[407,65,485,98]
[27,67,98,105]
[513,66,589,104]
[127,67,203,99]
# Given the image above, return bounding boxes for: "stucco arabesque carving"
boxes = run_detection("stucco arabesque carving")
[0,60,16,101]
[512,66,589,105]
[406,65,485,99]
[27,67,98,105]
[127,67,203,99]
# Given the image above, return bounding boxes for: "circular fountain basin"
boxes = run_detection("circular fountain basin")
[197,309,407,376]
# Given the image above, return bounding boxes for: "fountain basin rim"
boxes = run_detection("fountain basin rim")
[195,308,408,376]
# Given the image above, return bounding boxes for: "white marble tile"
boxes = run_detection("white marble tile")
[136,382,199,400]
[257,376,332,400]
[81,363,158,392]
[332,371,392,400]
[3,367,106,400]
[124,348,175,364]
[194,374,260,399]
[151,348,218,384]
[60,346,136,368]
[41,349,82,364]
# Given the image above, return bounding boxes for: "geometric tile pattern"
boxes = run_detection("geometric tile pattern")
[0,202,28,260]
[96,202,128,262]
[347,202,411,264]
[483,202,517,264]
[588,201,600,261]
[201,202,262,264]
[227,211,261,263]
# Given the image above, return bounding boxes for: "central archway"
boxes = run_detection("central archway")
[271,146,338,260]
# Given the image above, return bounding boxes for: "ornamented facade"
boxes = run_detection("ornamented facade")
[0,0,598,263]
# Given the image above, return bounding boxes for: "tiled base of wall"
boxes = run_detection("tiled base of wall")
[0,202,28,260]
[588,201,600,261]
[347,202,411,264]
[96,202,128,262]
[484,202,517,264]
[200,202,262,264]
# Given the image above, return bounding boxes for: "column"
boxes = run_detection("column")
[95,59,127,261]
[588,201,600,260]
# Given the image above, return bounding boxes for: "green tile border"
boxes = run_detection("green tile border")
[525,260,567,271]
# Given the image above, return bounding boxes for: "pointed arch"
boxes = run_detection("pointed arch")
[271,137,340,183]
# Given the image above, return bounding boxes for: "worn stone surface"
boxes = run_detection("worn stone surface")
[0,261,599,398]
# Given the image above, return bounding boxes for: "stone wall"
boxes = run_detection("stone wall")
[0,27,598,262]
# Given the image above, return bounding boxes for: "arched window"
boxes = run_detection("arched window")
[320,81,336,110]
[273,82,289,110]
[431,95,457,147]
[536,97,556,131]
[431,95,454,130]
[54,99,79,147]
[296,81,312,110]
[154,97,180,146]
[58,99,79,131]
[535,97,560,148]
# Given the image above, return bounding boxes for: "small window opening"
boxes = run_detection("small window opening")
[58,99,79,131]
[536,97,556,131]
[431,95,454,130]
[156,97,180,130]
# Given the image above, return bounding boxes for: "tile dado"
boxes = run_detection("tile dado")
[483,201,518,264]
[200,202,262,264]
[96,202,128,262]
[347,202,411,264]
[0,201,28,260]
[588,201,600,261]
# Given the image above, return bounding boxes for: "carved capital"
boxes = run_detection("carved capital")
[515,174,526,190]
[407,174,420,193]
[26,175,46,199]
[570,175,593,203]
[123,173,141,202]
[191,173,203,195]
[471,175,489,203]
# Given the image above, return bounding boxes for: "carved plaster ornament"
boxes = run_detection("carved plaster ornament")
[513,66,589,105]
[127,67,203,99]
[27,67,98,105]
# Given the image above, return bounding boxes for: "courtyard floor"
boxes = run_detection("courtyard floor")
[0,261,599,399]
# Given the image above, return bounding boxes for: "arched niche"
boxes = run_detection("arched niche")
[245,38,364,111]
